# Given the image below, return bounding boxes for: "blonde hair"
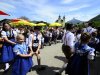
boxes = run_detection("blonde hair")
[16,34,24,41]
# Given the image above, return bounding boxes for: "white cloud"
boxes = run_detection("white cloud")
[21,0,49,7]
[66,9,100,22]
[0,2,16,19]
[61,0,75,4]
[55,4,90,13]
[69,4,90,11]
[28,5,58,22]
[0,2,16,12]
[0,0,99,23]
[26,0,91,23]
[15,0,58,22]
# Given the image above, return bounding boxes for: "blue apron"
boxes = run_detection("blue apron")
[12,43,33,75]
[1,30,15,63]
[65,43,90,75]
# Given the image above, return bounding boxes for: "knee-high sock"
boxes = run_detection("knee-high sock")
[5,63,10,70]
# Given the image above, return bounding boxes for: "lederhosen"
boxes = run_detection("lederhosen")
[32,33,40,54]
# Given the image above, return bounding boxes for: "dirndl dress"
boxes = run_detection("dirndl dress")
[65,42,94,75]
[12,43,33,75]
[1,31,15,63]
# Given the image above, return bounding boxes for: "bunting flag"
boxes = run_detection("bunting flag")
[0,10,10,16]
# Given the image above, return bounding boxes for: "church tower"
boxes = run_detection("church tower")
[62,15,65,27]
[55,15,66,27]
[58,15,61,23]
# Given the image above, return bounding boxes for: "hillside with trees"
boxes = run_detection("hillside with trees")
[89,14,100,27]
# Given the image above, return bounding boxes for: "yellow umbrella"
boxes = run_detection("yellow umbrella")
[10,22,20,27]
[37,23,46,26]
[10,19,30,26]
[29,23,36,26]
[18,19,30,25]
[49,22,62,27]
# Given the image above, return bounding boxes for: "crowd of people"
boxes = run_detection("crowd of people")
[0,19,100,75]
[0,19,64,75]
[56,23,100,75]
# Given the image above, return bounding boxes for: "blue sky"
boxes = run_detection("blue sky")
[0,0,100,23]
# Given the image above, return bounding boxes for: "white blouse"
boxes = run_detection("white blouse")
[1,30,17,38]
[83,26,97,34]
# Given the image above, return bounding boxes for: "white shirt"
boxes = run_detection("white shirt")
[49,32,52,37]
[16,29,24,34]
[75,34,81,42]
[64,29,66,34]
[28,33,42,47]
[46,31,50,37]
[62,31,75,52]
[57,29,59,35]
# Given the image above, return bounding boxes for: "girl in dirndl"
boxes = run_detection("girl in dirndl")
[65,33,95,75]
[12,34,33,75]
[1,22,17,71]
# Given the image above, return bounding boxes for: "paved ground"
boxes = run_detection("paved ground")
[0,43,66,75]
[0,42,100,75]
[27,43,66,75]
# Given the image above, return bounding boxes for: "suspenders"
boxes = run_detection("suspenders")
[32,33,39,47]
[64,32,69,45]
